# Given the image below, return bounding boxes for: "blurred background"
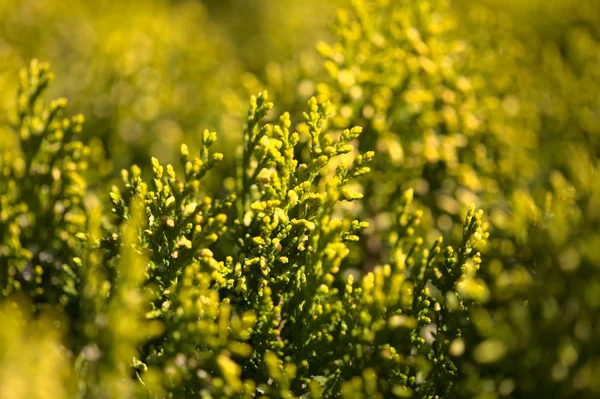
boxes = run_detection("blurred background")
[0,0,345,173]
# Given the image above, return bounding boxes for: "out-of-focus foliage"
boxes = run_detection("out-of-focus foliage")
[0,0,348,172]
[316,0,541,244]
[0,0,599,398]
[0,0,244,170]
[315,0,600,397]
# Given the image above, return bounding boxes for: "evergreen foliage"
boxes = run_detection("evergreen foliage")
[0,0,599,398]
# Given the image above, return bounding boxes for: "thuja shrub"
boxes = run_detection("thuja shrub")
[1,1,600,398]
[0,60,493,398]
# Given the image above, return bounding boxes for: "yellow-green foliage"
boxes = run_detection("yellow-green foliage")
[0,0,599,398]
[0,0,243,170]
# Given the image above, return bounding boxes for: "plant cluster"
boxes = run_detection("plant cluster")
[1,0,599,398]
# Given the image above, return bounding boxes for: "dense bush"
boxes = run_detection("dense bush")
[0,0,599,398]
